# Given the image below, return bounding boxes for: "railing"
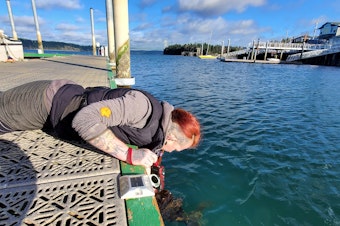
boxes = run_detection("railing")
[248,41,330,51]
[286,50,323,62]
[223,49,247,58]
[286,43,340,62]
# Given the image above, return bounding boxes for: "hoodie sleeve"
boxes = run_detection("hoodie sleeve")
[72,90,152,140]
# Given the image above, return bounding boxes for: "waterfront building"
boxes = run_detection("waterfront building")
[318,22,340,40]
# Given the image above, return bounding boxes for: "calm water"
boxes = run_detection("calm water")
[130,51,340,226]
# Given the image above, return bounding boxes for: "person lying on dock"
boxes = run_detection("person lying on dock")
[0,80,201,173]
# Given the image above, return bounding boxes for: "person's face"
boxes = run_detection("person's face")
[162,122,193,153]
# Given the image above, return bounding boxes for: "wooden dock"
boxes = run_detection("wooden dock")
[0,55,163,226]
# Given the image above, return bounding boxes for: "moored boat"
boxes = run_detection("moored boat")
[198,54,217,59]
[267,58,281,63]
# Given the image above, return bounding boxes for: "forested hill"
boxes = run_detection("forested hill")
[20,38,92,51]
[163,43,243,55]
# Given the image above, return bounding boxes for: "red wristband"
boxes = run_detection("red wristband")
[126,147,133,165]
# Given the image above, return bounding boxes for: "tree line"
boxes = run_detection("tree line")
[20,38,92,51]
[163,43,244,55]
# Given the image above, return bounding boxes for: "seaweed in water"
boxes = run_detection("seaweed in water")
[156,189,205,226]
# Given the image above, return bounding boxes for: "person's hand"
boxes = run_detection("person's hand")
[131,148,158,172]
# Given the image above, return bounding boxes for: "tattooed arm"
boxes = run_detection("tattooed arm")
[72,91,157,171]
[87,129,158,171]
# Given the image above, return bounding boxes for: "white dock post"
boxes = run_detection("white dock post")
[106,0,115,64]
[264,42,268,60]
[113,0,135,87]
[6,0,18,40]
[227,38,230,54]
[300,41,305,59]
[90,8,96,56]
[31,0,44,54]
[221,41,224,57]
[251,40,255,60]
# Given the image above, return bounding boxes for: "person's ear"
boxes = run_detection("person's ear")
[166,133,177,142]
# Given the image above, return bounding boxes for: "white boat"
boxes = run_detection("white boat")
[267,58,281,63]
[198,54,217,59]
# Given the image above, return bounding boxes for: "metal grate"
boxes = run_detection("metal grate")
[0,130,126,226]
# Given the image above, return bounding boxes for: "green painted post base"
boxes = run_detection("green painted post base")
[120,162,164,226]
[106,60,117,89]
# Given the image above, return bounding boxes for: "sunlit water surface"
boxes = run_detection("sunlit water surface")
[132,51,340,226]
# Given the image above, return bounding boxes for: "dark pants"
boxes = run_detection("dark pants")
[0,81,51,134]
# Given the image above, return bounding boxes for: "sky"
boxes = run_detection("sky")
[0,0,339,50]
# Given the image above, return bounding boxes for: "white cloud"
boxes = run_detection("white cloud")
[133,22,153,31]
[1,15,46,38]
[311,16,327,28]
[139,0,157,8]
[97,17,107,23]
[75,16,85,23]
[61,31,90,41]
[55,23,80,31]
[229,20,260,35]
[129,12,267,49]
[178,0,266,15]
[35,0,82,10]
[157,14,266,44]
[3,15,45,27]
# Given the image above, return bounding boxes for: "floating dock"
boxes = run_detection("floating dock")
[223,58,282,64]
[0,55,163,226]
[221,39,340,66]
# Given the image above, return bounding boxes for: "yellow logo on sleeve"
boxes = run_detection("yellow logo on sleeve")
[100,107,111,118]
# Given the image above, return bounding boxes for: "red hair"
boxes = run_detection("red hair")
[171,108,201,148]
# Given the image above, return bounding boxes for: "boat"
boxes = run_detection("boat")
[267,58,281,63]
[198,54,217,59]
[198,31,217,59]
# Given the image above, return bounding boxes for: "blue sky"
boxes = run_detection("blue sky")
[0,0,339,50]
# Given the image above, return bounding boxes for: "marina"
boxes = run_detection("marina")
[219,35,340,66]
[179,22,340,67]
[178,37,340,66]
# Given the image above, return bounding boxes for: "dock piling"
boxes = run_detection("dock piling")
[6,0,18,40]
[31,0,44,54]
[105,0,115,64]
[113,0,135,87]
[90,8,96,56]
